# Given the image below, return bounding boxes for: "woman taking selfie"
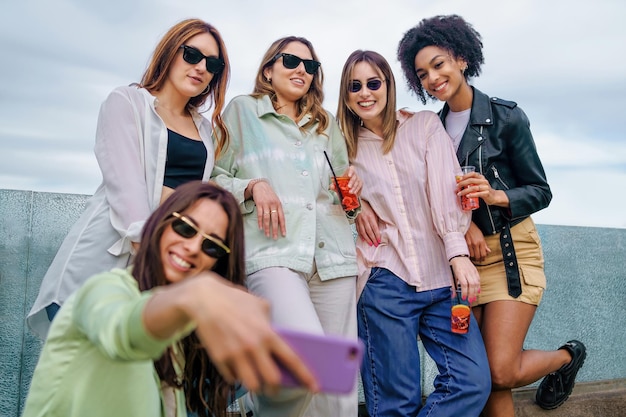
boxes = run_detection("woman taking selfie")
[23,181,317,417]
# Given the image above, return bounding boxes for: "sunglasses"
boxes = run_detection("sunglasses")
[171,212,230,259]
[273,53,320,75]
[348,79,384,93]
[180,45,225,74]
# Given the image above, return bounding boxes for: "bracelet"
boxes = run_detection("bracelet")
[449,254,469,262]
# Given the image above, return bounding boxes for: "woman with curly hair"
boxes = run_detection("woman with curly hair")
[397,14,586,415]
[23,181,317,417]
[212,36,361,417]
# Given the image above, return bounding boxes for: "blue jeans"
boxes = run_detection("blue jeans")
[358,267,490,417]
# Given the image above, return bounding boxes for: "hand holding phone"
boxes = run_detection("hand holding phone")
[275,327,363,394]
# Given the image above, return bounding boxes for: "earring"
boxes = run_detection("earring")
[201,84,210,95]
[461,65,467,74]
[267,78,272,83]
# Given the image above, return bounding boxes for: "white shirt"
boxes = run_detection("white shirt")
[28,86,214,339]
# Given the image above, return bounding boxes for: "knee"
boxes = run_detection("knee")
[489,364,519,389]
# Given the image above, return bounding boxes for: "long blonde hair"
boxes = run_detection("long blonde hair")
[252,36,328,135]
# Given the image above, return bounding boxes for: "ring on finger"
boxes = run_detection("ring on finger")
[270,209,278,213]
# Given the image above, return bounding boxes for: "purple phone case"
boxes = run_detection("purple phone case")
[275,327,363,394]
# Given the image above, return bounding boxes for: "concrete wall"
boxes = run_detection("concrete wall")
[1,189,625,416]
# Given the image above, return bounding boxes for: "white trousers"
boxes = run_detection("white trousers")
[246,265,358,417]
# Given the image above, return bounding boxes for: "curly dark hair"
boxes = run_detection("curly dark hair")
[397,14,484,104]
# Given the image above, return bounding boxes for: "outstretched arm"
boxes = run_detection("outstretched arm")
[142,272,318,394]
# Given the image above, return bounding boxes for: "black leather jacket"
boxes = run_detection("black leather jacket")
[439,87,552,236]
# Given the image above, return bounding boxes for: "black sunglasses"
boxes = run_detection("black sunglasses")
[349,79,384,93]
[272,53,320,75]
[171,212,230,259]
[180,45,225,74]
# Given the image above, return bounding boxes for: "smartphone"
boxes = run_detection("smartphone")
[275,327,363,394]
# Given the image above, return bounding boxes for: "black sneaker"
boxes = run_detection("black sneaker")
[535,340,587,410]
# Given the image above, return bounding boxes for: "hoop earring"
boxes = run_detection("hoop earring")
[201,83,211,95]
[267,77,272,83]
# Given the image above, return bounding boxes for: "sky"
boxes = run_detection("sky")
[1,0,625,229]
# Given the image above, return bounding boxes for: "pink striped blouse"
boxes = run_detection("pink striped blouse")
[352,109,471,297]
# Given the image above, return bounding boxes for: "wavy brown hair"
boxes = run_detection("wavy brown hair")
[251,36,329,135]
[336,50,397,159]
[140,18,231,157]
[133,181,245,417]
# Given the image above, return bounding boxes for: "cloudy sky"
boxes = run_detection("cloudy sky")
[1,0,625,229]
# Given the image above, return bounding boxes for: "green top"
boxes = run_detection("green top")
[23,268,193,417]
[212,94,357,279]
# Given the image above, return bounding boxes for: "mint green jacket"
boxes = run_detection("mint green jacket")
[23,268,192,417]
[212,95,357,280]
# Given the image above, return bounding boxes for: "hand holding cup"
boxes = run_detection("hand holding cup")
[456,166,480,211]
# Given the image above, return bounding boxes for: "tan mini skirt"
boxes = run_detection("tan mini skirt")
[474,216,546,306]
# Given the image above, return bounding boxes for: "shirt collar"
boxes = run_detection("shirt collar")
[256,94,312,128]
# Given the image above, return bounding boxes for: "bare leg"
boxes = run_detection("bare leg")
[474,301,572,417]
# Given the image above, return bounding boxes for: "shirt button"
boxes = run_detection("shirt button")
[302,170,309,176]
[318,242,325,248]
[295,140,302,146]
[306,203,313,210]
[485,118,491,123]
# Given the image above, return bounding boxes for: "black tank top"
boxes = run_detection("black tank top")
[163,129,208,188]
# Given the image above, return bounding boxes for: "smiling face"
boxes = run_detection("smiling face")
[160,198,228,284]
[166,32,220,100]
[263,41,315,105]
[347,61,388,129]
[414,45,469,108]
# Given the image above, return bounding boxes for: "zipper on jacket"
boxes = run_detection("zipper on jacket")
[491,166,510,190]
[477,129,497,234]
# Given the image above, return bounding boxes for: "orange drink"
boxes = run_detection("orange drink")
[451,304,471,334]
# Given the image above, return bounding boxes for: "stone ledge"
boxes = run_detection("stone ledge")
[512,379,626,417]
[226,379,626,416]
